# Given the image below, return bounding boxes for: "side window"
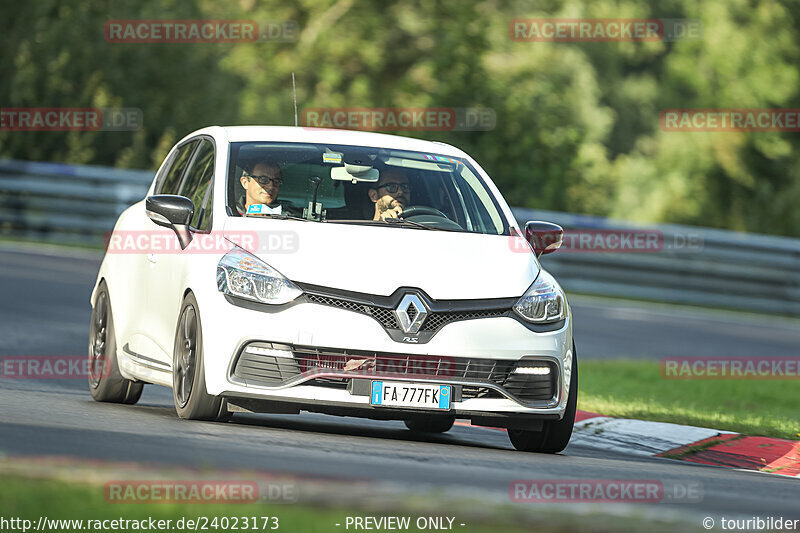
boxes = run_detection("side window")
[180,139,215,230]
[158,140,198,194]
[152,150,176,191]
[195,186,213,230]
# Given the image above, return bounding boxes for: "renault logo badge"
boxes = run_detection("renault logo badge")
[394,294,428,334]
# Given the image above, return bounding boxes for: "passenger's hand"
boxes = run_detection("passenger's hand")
[380,207,402,220]
[375,198,403,220]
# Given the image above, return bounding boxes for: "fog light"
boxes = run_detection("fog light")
[513,366,551,375]
[244,343,294,358]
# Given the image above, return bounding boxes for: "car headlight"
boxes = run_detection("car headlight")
[513,270,566,323]
[217,247,302,305]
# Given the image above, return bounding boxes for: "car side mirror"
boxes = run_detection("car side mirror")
[524,221,563,258]
[145,195,194,250]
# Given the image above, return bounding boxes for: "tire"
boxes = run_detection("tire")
[404,416,455,433]
[508,341,577,453]
[88,282,144,404]
[172,293,231,422]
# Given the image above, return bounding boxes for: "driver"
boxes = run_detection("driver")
[368,168,412,221]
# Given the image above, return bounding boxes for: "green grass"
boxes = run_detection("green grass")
[578,360,800,440]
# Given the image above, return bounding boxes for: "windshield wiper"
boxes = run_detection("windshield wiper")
[381,218,449,231]
[324,218,465,231]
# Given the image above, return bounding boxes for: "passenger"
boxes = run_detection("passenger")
[238,160,283,215]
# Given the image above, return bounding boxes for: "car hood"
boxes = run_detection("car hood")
[222,217,539,300]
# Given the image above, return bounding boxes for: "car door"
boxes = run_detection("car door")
[125,138,200,370]
[146,137,216,363]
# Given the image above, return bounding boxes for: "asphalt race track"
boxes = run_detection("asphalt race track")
[1,243,799,526]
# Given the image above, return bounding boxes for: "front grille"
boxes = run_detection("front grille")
[306,293,508,333]
[292,346,514,384]
[306,294,401,329]
[420,309,508,331]
[364,306,401,329]
[306,294,368,314]
[232,343,557,403]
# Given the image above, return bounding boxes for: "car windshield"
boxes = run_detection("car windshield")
[227,142,509,235]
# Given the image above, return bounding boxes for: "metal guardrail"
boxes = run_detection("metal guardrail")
[512,208,800,316]
[1,158,799,315]
[0,158,153,244]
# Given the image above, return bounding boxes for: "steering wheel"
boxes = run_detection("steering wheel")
[399,206,450,219]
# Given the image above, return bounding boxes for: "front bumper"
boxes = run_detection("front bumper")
[198,290,573,422]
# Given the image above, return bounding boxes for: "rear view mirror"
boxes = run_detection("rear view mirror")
[524,221,563,258]
[330,164,379,182]
[145,195,194,249]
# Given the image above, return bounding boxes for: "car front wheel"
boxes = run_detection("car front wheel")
[507,341,577,453]
[172,293,231,422]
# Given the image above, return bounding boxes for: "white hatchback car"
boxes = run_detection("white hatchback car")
[89,126,576,453]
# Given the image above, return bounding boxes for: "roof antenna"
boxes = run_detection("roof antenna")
[291,72,298,127]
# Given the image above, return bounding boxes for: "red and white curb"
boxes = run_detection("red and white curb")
[459,412,800,478]
[572,411,800,478]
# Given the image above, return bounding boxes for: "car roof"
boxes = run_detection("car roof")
[184,126,467,158]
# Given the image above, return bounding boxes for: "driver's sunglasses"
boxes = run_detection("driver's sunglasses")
[247,173,283,187]
[378,182,411,194]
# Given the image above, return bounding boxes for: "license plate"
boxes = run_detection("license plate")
[370,381,451,410]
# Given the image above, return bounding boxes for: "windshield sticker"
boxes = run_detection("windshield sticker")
[247,203,283,215]
[322,152,343,164]
[423,154,460,165]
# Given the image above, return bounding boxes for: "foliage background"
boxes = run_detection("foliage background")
[1,0,798,236]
